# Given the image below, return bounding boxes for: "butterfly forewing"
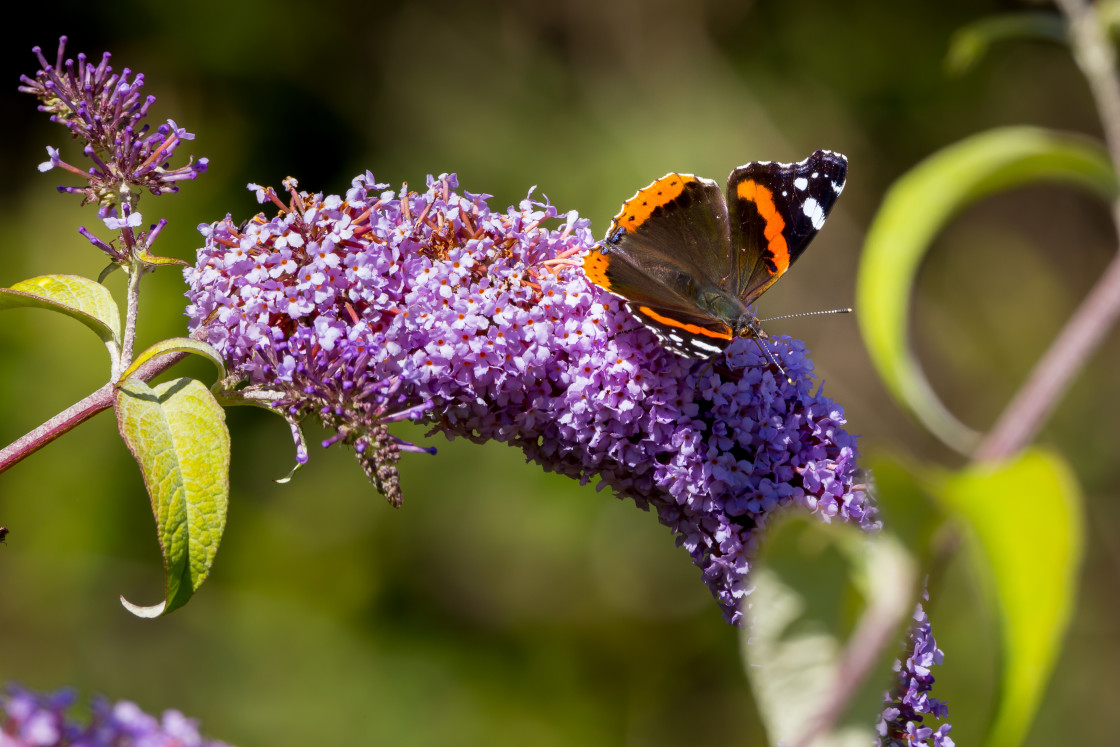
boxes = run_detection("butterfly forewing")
[727,150,847,303]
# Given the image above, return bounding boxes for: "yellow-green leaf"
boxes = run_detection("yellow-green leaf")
[866,454,946,561]
[742,517,918,747]
[120,337,227,382]
[114,377,230,617]
[0,273,122,344]
[946,13,1068,75]
[934,448,1084,747]
[857,127,1117,451]
[137,249,189,269]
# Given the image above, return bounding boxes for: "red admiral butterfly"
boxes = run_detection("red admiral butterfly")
[583,150,847,359]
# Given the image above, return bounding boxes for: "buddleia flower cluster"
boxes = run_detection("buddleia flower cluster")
[185,172,879,624]
[19,36,207,213]
[0,686,230,747]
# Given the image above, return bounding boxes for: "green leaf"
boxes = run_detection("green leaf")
[946,13,1068,75]
[933,449,1084,747]
[136,248,190,269]
[114,377,230,617]
[120,337,227,382]
[742,517,918,747]
[97,262,122,284]
[865,454,950,563]
[0,273,122,344]
[1102,0,1120,38]
[856,127,1118,451]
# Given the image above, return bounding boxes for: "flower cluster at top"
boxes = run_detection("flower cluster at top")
[878,594,954,747]
[0,685,230,747]
[19,37,207,212]
[184,172,878,624]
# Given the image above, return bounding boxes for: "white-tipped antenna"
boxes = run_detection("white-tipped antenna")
[758,308,852,323]
[751,337,796,386]
[751,308,852,385]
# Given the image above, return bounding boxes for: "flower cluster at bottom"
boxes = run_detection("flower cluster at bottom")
[878,595,954,746]
[0,686,230,747]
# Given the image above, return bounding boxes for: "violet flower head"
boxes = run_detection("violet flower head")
[186,172,878,623]
[0,685,231,747]
[19,37,208,210]
[877,593,954,747]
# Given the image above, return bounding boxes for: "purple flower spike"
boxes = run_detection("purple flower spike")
[0,685,231,746]
[19,37,207,209]
[186,172,879,623]
[877,591,954,746]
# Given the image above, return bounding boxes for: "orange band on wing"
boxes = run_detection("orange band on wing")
[614,175,698,230]
[582,247,614,291]
[637,305,732,340]
[736,179,790,275]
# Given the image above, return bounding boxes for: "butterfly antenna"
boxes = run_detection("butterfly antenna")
[752,336,795,386]
[758,308,853,323]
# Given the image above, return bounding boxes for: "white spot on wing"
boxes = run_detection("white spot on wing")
[691,339,723,355]
[832,180,845,194]
[803,197,825,229]
[793,177,808,191]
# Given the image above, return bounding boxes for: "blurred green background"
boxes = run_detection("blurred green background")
[2,1,1119,744]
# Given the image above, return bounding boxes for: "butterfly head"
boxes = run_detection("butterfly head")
[734,313,769,342]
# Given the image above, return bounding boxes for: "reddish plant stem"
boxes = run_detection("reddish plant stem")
[976,0,1120,462]
[0,351,187,475]
[975,250,1120,462]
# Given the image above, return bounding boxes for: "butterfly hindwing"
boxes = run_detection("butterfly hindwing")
[584,239,733,358]
[583,172,738,357]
